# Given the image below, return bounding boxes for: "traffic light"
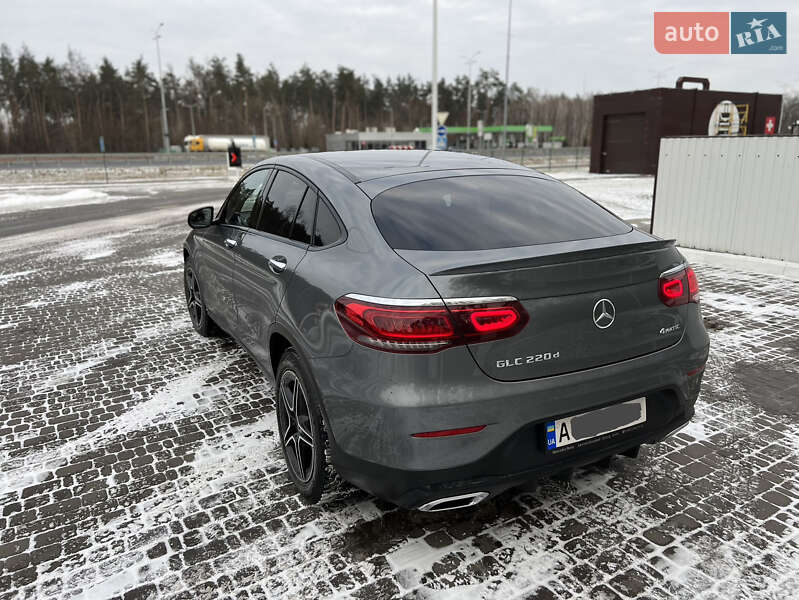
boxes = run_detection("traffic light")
[228,143,242,167]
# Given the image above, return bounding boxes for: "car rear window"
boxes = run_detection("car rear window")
[371,175,631,251]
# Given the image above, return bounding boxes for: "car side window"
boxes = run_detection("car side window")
[290,189,317,244]
[222,169,270,227]
[257,170,309,239]
[313,200,342,247]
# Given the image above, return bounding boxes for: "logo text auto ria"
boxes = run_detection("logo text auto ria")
[654,12,787,54]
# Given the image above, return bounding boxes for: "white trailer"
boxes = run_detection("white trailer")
[184,135,269,152]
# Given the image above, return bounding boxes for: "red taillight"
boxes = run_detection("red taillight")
[334,295,529,353]
[686,268,699,297]
[658,265,700,307]
[412,425,486,438]
[661,278,683,299]
[468,308,519,332]
[344,302,455,341]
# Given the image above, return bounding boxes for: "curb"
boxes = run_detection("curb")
[679,247,799,281]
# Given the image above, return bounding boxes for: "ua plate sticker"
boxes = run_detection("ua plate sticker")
[546,422,557,450]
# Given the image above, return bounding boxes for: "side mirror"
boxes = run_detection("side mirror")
[188,206,214,229]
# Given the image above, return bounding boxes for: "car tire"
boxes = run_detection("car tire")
[275,348,327,503]
[184,261,223,337]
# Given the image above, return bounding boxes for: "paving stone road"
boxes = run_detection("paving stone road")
[0,185,797,600]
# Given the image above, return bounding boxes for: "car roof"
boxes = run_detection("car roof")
[264,150,534,184]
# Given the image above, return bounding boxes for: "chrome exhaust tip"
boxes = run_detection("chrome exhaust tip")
[418,492,489,512]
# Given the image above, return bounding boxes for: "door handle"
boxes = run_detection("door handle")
[268,256,287,274]
[224,238,238,248]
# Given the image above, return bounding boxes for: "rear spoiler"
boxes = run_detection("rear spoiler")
[425,239,677,276]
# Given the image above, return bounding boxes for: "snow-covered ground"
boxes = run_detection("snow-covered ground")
[0,189,135,215]
[0,164,228,185]
[0,177,796,600]
[0,177,237,216]
[551,171,655,221]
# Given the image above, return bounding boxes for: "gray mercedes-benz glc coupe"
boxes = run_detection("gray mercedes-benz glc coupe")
[183,150,709,511]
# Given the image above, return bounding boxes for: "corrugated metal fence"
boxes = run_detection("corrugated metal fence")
[653,136,799,263]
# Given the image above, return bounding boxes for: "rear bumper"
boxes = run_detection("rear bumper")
[330,391,694,509]
[310,309,708,508]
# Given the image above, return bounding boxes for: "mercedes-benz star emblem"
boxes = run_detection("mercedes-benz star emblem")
[593,298,616,329]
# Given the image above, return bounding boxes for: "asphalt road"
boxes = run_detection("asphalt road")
[0,185,228,240]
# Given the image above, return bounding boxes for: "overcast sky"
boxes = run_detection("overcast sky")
[2,0,796,96]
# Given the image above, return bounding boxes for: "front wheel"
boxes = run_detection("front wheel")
[276,349,327,503]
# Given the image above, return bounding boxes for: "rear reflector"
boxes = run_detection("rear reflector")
[334,294,529,353]
[686,364,706,377]
[412,425,486,438]
[658,265,700,307]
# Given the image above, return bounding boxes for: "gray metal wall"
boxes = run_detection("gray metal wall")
[653,136,799,262]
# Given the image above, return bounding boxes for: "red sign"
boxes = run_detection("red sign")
[764,116,776,135]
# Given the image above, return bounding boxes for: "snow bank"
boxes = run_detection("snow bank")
[0,188,127,215]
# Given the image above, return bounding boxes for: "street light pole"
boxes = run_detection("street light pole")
[153,23,171,152]
[464,51,480,151]
[501,0,512,158]
[431,0,438,151]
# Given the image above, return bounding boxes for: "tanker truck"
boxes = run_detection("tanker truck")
[184,135,269,152]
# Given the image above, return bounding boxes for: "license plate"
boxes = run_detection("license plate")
[546,397,646,451]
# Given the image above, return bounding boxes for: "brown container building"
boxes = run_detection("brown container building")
[590,77,783,174]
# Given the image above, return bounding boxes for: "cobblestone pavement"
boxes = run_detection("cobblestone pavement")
[0,188,797,600]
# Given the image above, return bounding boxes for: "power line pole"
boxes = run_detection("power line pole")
[501,0,512,158]
[464,51,480,151]
[154,23,170,152]
[431,0,438,151]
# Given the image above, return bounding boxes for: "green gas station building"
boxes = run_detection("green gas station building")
[325,124,555,151]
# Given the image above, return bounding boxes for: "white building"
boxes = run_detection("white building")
[325,128,429,151]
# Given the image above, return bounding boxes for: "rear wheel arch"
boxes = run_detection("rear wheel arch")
[268,327,335,444]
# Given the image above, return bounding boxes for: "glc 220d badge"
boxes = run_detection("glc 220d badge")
[497,352,561,369]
